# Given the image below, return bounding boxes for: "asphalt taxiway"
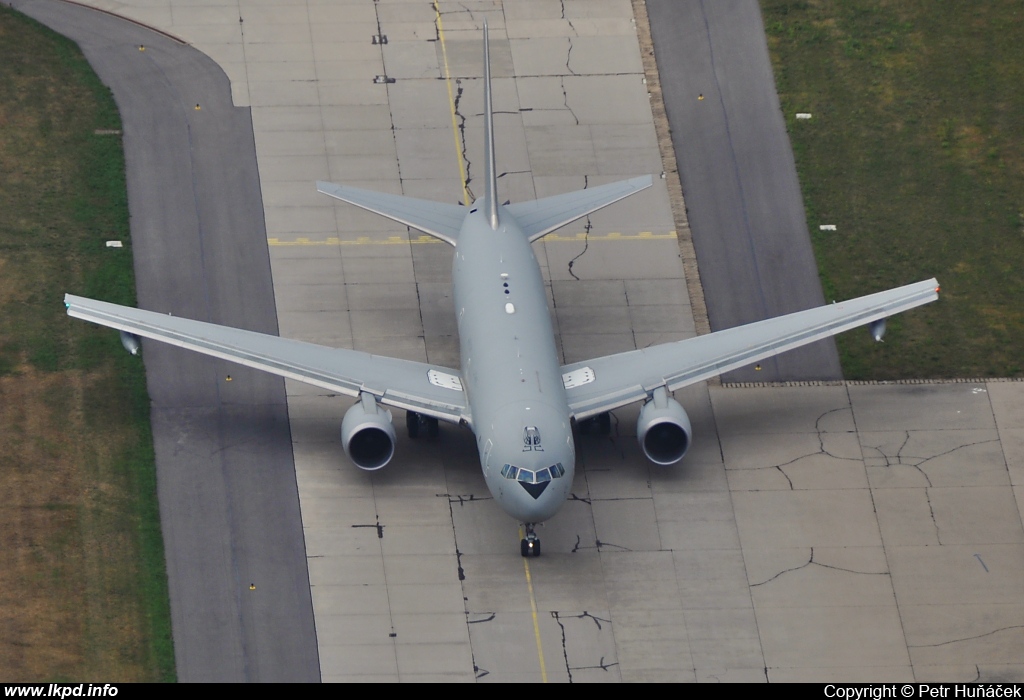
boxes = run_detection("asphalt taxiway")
[14,0,319,682]
[26,0,1024,683]
[647,0,841,383]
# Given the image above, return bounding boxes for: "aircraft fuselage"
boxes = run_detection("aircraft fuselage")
[453,208,574,523]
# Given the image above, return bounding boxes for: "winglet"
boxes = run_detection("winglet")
[482,20,499,231]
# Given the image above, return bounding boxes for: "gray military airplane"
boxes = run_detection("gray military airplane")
[66,24,938,556]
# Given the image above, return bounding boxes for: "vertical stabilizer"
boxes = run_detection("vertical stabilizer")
[482,21,500,230]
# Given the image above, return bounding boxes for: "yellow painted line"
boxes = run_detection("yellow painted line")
[434,1,471,206]
[268,231,678,246]
[437,7,541,679]
[518,527,548,683]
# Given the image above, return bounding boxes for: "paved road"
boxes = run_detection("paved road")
[647,0,842,382]
[14,0,319,681]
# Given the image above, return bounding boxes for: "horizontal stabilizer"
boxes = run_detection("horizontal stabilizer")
[505,175,653,243]
[317,181,466,246]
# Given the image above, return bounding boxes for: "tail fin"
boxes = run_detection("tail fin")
[482,20,499,230]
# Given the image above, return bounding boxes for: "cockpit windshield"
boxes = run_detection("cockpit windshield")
[500,462,566,484]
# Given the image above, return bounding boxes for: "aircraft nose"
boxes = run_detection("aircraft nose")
[519,480,550,500]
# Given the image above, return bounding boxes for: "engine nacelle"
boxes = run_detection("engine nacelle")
[637,387,692,465]
[341,393,396,470]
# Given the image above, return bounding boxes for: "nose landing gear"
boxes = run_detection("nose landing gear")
[520,523,541,557]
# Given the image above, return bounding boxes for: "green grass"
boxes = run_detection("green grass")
[0,6,174,680]
[763,0,1024,379]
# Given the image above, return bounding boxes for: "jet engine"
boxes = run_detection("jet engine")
[341,393,396,470]
[636,387,692,465]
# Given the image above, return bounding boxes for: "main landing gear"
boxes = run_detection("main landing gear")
[406,410,439,439]
[577,411,611,436]
[520,523,541,557]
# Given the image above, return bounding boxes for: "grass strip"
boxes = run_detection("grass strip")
[0,6,174,681]
[764,0,1024,379]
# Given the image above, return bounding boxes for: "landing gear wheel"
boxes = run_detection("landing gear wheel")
[520,538,541,557]
[425,416,439,438]
[578,412,612,436]
[407,411,439,439]
[521,523,541,557]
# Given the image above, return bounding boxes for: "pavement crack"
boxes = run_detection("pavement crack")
[812,407,861,461]
[914,438,1001,474]
[549,611,617,681]
[551,611,573,682]
[595,539,632,552]
[751,550,813,586]
[561,0,579,36]
[926,486,941,544]
[472,659,489,679]
[870,433,1000,488]
[895,430,912,462]
[467,612,496,624]
[813,406,849,434]
[572,657,619,674]
[772,464,795,490]
[560,75,580,125]
[570,537,632,553]
[351,521,384,538]
[752,449,858,491]
[566,179,591,281]
[751,547,889,586]
[908,625,1024,648]
[452,78,473,200]
[437,492,492,505]
[571,611,611,631]
[744,406,862,489]
[565,37,577,76]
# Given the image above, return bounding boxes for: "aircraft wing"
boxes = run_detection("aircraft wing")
[316,181,466,246]
[505,175,653,243]
[561,279,939,420]
[64,294,469,424]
